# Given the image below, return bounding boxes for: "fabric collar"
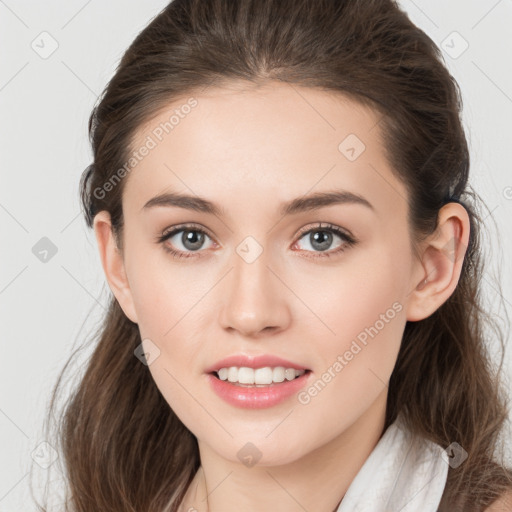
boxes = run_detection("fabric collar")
[336,413,449,512]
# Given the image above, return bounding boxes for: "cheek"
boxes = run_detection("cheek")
[125,243,198,338]
[296,246,409,398]
[289,257,407,449]
[127,253,215,379]
[129,261,211,430]
[293,244,408,346]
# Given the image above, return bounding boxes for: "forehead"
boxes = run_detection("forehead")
[124,81,408,221]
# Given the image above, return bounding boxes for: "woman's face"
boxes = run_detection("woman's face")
[106,81,422,465]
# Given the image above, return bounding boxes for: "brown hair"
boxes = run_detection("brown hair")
[32,0,512,510]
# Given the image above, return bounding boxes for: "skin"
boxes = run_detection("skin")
[93,80,470,512]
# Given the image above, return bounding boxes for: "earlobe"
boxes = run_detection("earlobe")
[93,211,139,324]
[405,202,470,322]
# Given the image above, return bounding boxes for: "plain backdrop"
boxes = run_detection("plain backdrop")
[1,0,511,510]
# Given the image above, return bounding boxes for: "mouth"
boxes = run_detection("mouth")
[207,365,313,409]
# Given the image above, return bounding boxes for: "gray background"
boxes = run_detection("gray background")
[1,1,511,510]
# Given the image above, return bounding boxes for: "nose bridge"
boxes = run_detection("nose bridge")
[219,236,289,336]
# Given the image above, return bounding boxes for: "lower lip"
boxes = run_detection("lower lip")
[207,371,312,409]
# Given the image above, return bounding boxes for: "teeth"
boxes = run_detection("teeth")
[216,366,306,385]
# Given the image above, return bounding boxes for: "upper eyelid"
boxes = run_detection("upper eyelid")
[161,222,214,239]
[296,222,354,239]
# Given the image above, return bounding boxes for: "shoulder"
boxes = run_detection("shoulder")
[485,492,512,511]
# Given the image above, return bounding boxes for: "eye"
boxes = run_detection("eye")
[156,223,216,259]
[293,223,357,258]
[157,222,357,261]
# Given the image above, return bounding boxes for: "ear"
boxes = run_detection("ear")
[405,202,470,322]
[93,211,138,324]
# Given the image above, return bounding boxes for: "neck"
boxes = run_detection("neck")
[179,390,388,512]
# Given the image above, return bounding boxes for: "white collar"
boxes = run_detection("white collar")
[336,413,449,512]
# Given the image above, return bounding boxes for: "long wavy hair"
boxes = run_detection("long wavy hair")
[32,0,512,510]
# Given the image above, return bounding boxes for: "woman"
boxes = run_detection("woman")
[35,0,512,510]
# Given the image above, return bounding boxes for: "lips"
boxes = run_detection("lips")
[207,368,312,409]
[204,354,310,374]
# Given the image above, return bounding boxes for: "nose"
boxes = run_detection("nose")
[218,248,291,338]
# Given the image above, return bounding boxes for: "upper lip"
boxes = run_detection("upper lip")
[205,354,310,373]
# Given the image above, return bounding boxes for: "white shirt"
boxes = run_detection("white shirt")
[336,413,449,512]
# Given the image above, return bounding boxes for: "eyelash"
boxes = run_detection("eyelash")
[156,222,357,261]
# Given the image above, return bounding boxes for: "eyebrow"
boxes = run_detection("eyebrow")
[142,189,374,217]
